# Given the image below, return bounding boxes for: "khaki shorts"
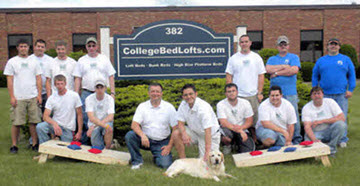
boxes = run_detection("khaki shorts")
[10,97,42,126]
[239,95,259,127]
[185,126,220,158]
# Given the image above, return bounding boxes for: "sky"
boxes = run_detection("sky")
[0,0,359,8]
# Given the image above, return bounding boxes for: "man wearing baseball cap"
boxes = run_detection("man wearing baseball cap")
[312,38,356,148]
[265,35,302,145]
[73,37,116,144]
[85,79,115,149]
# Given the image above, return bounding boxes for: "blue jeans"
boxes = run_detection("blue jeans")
[256,126,286,146]
[324,93,348,143]
[90,122,113,149]
[305,121,346,154]
[125,130,172,169]
[36,121,73,144]
[80,90,93,144]
[283,94,302,144]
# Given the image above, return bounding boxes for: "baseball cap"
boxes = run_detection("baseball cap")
[277,35,289,45]
[95,79,106,87]
[85,37,97,45]
[328,38,340,45]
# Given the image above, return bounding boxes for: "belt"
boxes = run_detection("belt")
[82,89,95,93]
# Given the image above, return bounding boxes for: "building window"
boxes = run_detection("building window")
[72,33,97,52]
[8,34,33,59]
[247,31,263,52]
[300,30,323,62]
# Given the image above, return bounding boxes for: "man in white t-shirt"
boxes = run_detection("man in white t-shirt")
[45,40,77,97]
[302,86,346,155]
[4,39,42,153]
[125,83,182,169]
[36,74,83,144]
[225,35,266,142]
[85,79,114,149]
[256,86,297,147]
[73,37,116,144]
[216,83,255,154]
[176,84,220,161]
[29,39,54,112]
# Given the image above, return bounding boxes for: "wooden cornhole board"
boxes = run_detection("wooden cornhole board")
[38,140,131,165]
[233,142,331,167]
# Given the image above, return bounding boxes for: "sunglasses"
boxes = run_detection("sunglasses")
[328,42,339,46]
[87,44,96,48]
[278,43,288,47]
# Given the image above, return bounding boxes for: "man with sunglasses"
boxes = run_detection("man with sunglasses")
[265,35,302,145]
[85,79,114,149]
[312,38,356,148]
[73,37,116,144]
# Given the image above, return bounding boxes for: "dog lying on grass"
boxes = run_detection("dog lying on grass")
[164,151,234,182]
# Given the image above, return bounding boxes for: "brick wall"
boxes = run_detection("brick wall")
[1,6,359,69]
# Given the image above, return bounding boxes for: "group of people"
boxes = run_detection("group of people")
[4,34,356,170]
[5,37,116,154]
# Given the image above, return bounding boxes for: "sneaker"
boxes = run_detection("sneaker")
[131,163,143,170]
[32,144,39,152]
[10,146,18,154]
[223,145,232,155]
[339,142,347,148]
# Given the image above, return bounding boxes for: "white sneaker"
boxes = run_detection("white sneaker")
[339,142,347,148]
[131,163,143,170]
[223,145,232,155]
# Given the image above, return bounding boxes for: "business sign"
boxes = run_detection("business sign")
[113,20,233,80]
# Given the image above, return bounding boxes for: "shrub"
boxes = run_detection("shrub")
[113,78,312,144]
[45,48,57,58]
[69,51,86,61]
[0,71,7,87]
[258,48,279,65]
[300,62,315,82]
[340,44,360,78]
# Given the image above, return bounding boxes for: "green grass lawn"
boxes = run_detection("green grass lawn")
[1,87,360,186]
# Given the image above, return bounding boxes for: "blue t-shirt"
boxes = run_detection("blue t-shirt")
[312,54,356,94]
[266,53,301,95]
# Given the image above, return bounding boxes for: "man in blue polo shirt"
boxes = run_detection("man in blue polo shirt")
[312,38,356,148]
[265,35,302,144]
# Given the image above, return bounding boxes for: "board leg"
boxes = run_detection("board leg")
[320,156,331,167]
[38,154,49,164]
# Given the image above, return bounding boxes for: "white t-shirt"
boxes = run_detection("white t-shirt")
[45,90,82,131]
[256,98,297,130]
[3,56,42,100]
[216,97,253,126]
[72,54,116,91]
[29,54,54,95]
[177,97,220,135]
[133,100,177,141]
[225,51,266,97]
[85,93,115,127]
[302,98,343,131]
[46,56,77,93]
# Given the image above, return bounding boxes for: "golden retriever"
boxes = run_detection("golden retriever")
[164,151,233,182]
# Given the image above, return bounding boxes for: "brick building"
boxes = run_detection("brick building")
[0,5,359,69]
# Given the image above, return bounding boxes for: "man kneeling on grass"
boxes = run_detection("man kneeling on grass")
[302,86,346,156]
[85,79,114,149]
[256,85,296,147]
[125,83,183,169]
[36,74,83,144]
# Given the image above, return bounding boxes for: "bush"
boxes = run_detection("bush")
[0,71,7,87]
[340,44,360,78]
[113,78,312,144]
[300,62,315,82]
[69,51,86,61]
[45,49,57,58]
[258,48,279,65]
